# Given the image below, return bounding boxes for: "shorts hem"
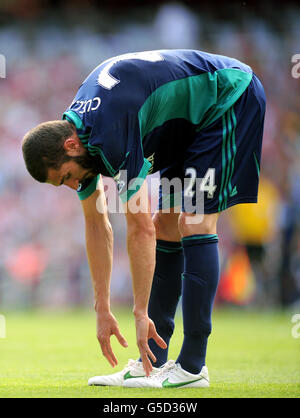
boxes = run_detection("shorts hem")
[180,196,258,214]
[213,196,258,214]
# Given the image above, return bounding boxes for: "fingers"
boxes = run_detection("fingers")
[97,335,118,368]
[138,333,168,376]
[115,329,128,348]
[146,345,156,364]
[153,332,167,349]
[96,311,128,368]
[138,342,156,377]
[134,316,168,376]
[97,328,128,368]
[137,331,158,376]
[149,320,167,349]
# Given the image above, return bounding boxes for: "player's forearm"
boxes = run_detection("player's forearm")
[126,223,156,317]
[85,220,113,313]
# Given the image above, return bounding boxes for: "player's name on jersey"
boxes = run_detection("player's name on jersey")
[70,97,101,114]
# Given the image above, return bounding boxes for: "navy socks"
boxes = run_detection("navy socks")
[143,235,219,373]
[176,234,220,374]
[147,240,183,367]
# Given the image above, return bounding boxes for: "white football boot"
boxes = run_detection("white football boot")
[123,360,209,388]
[88,359,160,387]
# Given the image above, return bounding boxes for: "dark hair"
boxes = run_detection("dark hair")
[22,120,75,182]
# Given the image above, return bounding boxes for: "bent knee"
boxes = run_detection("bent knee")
[153,210,181,242]
[178,212,219,237]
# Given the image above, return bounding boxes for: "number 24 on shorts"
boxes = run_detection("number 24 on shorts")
[184,168,217,199]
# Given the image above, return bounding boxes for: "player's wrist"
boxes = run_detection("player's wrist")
[94,300,110,314]
[133,306,148,319]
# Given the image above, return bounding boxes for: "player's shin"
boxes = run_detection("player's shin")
[176,234,219,374]
[145,240,183,367]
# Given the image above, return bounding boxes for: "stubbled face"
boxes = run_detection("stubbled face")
[46,137,100,190]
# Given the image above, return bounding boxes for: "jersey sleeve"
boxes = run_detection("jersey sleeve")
[88,113,151,203]
[76,174,101,201]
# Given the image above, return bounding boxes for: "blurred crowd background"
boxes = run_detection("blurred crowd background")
[0,0,299,310]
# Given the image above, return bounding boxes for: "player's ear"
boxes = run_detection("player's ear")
[63,137,83,155]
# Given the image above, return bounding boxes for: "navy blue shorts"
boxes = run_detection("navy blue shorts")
[158,73,266,214]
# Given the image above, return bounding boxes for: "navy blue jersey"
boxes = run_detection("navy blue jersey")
[62,49,253,202]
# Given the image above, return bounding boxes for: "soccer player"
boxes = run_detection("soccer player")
[22,49,266,388]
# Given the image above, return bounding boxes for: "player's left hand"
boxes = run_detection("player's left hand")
[134,314,167,376]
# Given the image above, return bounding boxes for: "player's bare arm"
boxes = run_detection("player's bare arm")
[81,178,128,368]
[123,180,167,376]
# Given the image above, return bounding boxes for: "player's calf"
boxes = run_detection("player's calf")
[178,212,219,237]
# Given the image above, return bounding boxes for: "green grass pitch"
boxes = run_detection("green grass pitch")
[0,307,299,398]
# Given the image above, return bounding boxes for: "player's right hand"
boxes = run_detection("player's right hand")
[96,310,128,368]
[134,314,167,376]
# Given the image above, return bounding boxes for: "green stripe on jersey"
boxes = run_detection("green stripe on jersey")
[138,68,252,139]
[119,158,151,203]
[63,110,85,131]
[63,110,89,149]
[88,144,116,177]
